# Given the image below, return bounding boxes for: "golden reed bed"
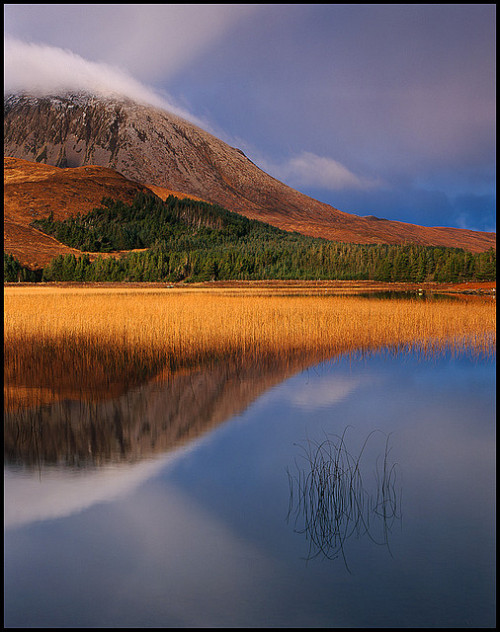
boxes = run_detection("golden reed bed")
[4,286,496,410]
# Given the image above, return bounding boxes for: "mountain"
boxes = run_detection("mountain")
[4,92,496,254]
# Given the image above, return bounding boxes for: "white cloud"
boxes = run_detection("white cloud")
[3,37,207,127]
[263,151,383,192]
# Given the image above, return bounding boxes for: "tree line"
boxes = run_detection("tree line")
[4,192,496,283]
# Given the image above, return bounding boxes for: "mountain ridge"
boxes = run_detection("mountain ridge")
[4,92,496,256]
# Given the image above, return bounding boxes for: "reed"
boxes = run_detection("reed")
[4,286,496,407]
[5,287,495,350]
[286,428,402,569]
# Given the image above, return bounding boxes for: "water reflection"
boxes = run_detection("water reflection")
[4,450,189,530]
[5,335,495,471]
[4,341,495,628]
[4,353,327,469]
[287,428,401,570]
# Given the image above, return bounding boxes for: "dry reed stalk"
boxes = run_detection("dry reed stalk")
[4,287,495,361]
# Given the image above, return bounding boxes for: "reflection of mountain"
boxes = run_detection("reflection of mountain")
[4,353,324,468]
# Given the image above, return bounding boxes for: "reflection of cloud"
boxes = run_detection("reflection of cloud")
[104,485,279,628]
[287,374,367,411]
[7,475,282,627]
[4,444,195,530]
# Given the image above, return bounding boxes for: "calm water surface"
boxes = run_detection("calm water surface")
[4,347,495,628]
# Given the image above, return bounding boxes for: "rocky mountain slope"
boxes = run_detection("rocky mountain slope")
[4,92,496,253]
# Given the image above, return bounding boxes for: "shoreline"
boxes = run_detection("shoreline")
[4,279,496,294]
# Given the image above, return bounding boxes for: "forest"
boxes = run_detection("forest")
[4,192,496,283]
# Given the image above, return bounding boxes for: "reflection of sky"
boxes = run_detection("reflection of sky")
[5,481,284,628]
[172,351,495,543]
[4,350,496,628]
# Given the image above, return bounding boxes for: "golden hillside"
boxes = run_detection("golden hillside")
[4,154,496,271]
[4,157,205,268]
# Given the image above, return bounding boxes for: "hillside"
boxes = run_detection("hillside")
[4,92,496,253]
[4,156,203,268]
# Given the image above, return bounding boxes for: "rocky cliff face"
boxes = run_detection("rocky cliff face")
[4,92,496,251]
[4,92,296,218]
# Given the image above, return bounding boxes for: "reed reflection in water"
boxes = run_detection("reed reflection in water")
[4,287,495,469]
[287,428,401,571]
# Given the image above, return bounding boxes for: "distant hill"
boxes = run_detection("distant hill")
[4,92,496,254]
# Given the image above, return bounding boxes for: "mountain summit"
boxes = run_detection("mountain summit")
[4,92,495,252]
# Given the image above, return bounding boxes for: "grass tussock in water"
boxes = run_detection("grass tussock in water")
[4,287,496,409]
[287,428,402,570]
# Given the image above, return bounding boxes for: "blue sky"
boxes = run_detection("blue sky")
[4,4,496,232]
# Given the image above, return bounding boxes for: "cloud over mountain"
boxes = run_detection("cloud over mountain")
[3,37,205,127]
[4,5,258,83]
[3,4,496,232]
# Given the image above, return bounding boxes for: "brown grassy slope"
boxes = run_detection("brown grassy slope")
[4,157,204,268]
[145,183,207,204]
[270,208,497,253]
